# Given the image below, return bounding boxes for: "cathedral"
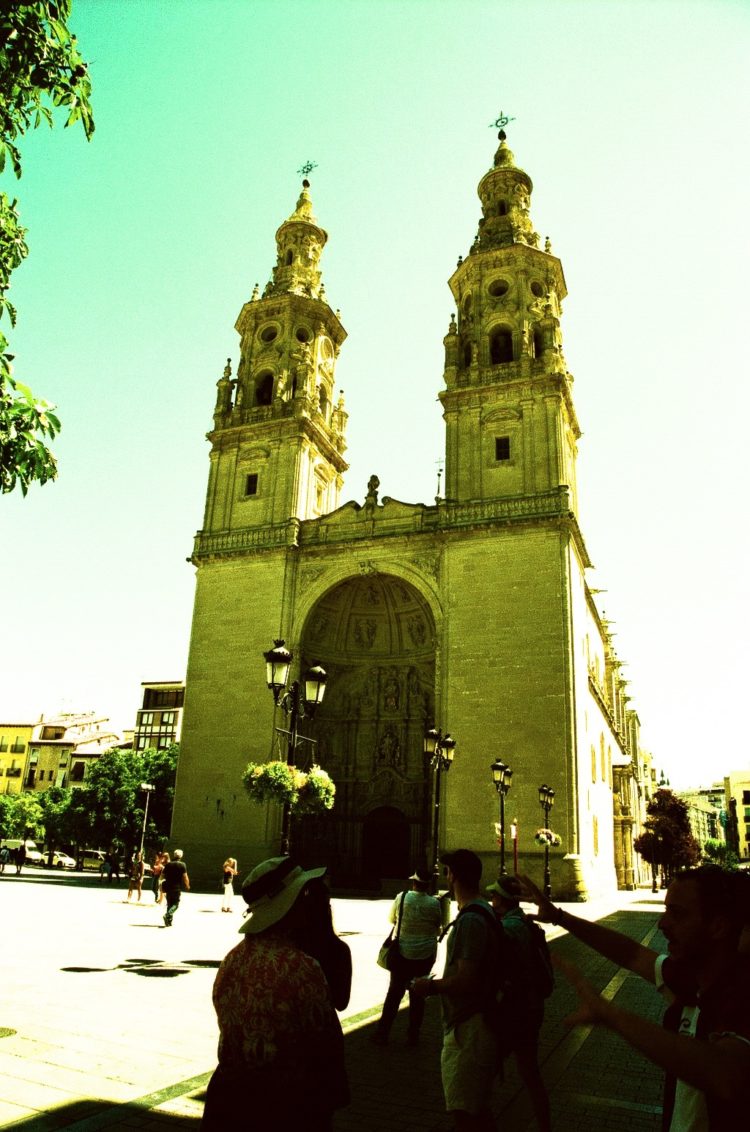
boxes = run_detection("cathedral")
[170,130,645,899]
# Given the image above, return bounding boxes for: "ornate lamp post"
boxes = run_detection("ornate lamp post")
[138,782,155,861]
[424,728,457,893]
[538,783,556,898]
[263,639,328,856]
[490,759,513,875]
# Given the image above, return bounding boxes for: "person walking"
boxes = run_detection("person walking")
[127,852,145,901]
[221,857,238,912]
[161,849,190,927]
[413,849,503,1131]
[520,866,750,1131]
[201,856,349,1131]
[486,876,551,1132]
[15,843,26,875]
[373,867,442,1046]
[151,849,168,902]
[0,843,9,873]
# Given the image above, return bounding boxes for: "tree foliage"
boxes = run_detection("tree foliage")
[0,2,94,495]
[702,838,739,871]
[0,745,179,859]
[0,790,43,838]
[634,788,701,879]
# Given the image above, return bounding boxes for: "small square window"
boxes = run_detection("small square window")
[495,436,511,461]
[245,473,258,496]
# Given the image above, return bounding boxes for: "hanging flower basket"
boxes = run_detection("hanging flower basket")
[242,761,335,815]
[296,765,336,814]
[534,827,561,847]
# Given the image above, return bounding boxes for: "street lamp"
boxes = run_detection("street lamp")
[138,783,155,861]
[424,728,456,894]
[490,759,513,875]
[263,639,328,856]
[538,783,555,898]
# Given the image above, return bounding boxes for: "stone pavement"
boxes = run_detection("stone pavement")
[0,871,667,1131]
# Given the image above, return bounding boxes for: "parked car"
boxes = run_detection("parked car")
[2,838,43,865]
[81,849,106,871]
[49,850,76,870]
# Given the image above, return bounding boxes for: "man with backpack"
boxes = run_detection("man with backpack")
[412,849,503,1131]
[487,876,552,1132]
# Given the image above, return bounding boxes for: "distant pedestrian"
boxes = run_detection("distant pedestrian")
[15,843,26,875]
[373,867,442,1046]
[221,857,238,912]
[0,844,9,873]
[100,855,111,883]
[127,852,145,902]
[152,850,168,903]
[162,849,189,927]
[487,876,551,1132]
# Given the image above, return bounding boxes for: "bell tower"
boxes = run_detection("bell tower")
[440,129,580,515]
[203,178,348,534]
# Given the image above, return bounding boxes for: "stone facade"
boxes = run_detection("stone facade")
[171,134,646,898]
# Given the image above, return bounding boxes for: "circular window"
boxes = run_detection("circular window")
[295,327,311,343]
[259,325,278,344]
[530,281,544,298]
[488,279,509,298]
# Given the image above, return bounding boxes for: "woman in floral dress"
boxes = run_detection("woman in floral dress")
[201,856,350,1131]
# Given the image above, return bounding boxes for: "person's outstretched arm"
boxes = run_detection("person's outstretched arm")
[557,956,750,1102]
[518,874,657,983]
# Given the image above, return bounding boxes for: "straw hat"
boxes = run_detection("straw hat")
[239,856,326,935]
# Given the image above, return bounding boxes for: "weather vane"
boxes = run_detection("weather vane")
[489,111,515,136]
[297,160,318,179]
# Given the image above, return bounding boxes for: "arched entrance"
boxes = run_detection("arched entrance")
[362,807,410,883]
[295,573,436,888]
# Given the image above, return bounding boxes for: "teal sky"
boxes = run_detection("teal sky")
[1,0,748,790]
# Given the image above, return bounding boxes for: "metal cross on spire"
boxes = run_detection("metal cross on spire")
[489,111,515,139]
[297,160,318,180]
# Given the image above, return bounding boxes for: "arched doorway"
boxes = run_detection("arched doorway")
[295,573,436,888]
[362,807,410,883]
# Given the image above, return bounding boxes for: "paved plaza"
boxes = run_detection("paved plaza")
[1,871,668,1130]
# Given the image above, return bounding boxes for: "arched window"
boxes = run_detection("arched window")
[533,328,545,358]
[318,386,329,419]
[498,200,508,216]
[254,371,274,406]
[285,250,293,266]
[489,327,514,364]
[462,341,472,369]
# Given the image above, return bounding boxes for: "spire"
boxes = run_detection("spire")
[268,178,329,300]
[473,125,540,253]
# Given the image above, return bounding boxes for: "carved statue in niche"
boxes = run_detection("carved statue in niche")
[407,615,427,647]
[377,725,402,769]
[354,618,376,650]
[365,582,381,606]
[382,668,400,711]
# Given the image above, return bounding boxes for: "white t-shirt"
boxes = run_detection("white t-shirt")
[389,889,442,960]
[655,954,709,1132]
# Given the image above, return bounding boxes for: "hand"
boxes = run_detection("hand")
[554,955,613,1028]
[410,977,435,999]
[517,874,557,923]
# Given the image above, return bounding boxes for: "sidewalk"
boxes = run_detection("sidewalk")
[0,874,666,1131]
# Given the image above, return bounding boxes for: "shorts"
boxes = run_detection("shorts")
[441,1013,499,1115]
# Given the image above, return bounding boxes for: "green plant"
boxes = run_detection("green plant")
[296,765,336,814]
[242,761,335,815]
